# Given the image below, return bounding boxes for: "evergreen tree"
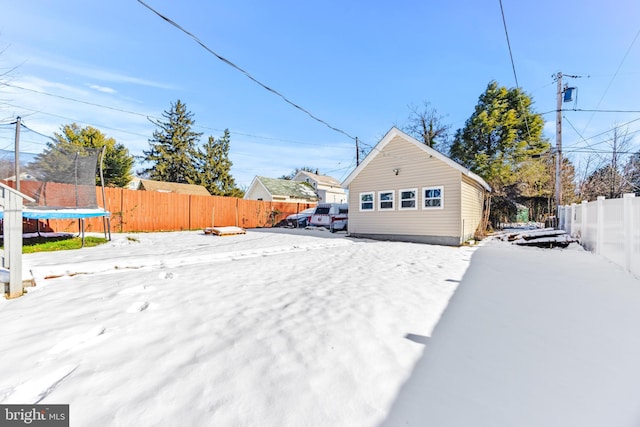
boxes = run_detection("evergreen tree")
[449,81,551,225]
[32,123,133,187]
[449,81,549,194]
[197,129,243,197]
[142,99,202,184]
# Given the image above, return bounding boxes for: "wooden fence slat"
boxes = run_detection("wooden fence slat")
[0,182,318,234]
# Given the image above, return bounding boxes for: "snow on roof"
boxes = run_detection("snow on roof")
[256,176,319,200]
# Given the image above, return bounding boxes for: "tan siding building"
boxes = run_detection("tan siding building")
[342,128,490,245]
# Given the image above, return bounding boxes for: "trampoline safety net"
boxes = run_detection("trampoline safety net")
[0,147,103,210]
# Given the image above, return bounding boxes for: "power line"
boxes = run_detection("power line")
[19,122,56,142]
[564,148,638,155]
[569,108,640,114]
[0,101,151,139]
[1,84,354,149]
[562,115,608,163]
[540,108,640,115]
[137,0,357,141]
[581,27,640,135]
[497,0,532,142]
[570,116,640,145]
[1,82,151,119]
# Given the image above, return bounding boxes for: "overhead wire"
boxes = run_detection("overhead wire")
[498,0,533,143]
[562,115,608,162]
[570,116,640,145]
[136,0,357,142]
[580,27,640,136]
[1,84,354,149]
[0,101,151,139]
[2,83,151,119]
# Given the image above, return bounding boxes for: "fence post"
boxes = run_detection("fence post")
[569,203,576,236]
[0,184,34,299]
[558,206,563,230]
[596,196,605,255]
[580,200,587,244]
[235,198,239,227]
[623,193,635,273]
[6,190,23,298]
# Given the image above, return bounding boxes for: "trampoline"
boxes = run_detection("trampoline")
[0,146,112,245]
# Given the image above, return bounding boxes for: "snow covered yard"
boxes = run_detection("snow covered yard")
[0,228,476,426]
[383,234,640,427]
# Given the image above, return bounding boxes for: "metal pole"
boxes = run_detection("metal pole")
[14,116,21,193]
[355,137,360,166]
[555,72,563,217]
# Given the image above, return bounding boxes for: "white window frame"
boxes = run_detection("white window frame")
[378,190,395,210]
[359,192,375,211]
[422,186,444,209]
[399,188,418,210]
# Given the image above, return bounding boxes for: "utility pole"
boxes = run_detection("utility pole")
[14,116,21,192]
[553,71,583,221]
[355,136,360,166]
[555,72,563,218]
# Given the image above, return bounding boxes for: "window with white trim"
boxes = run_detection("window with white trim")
[359,192,374,211]
[423,186,444,209]
[378,190,394,210]
[399,188,418,210]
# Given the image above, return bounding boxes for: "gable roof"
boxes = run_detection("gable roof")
[293,171,343,188]
[252,176,319,200]
[138,179,211,196]
[342,127,491,192]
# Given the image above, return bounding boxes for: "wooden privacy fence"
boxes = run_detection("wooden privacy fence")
[26,187,316,234]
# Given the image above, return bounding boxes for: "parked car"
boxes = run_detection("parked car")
[309,203,348,232]
[286,207,316,228]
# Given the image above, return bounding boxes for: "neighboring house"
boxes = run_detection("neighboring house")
[292,171,347,203]
[342,127,491,246]
[4,172,38,182]
[133,178,211,196]
[244,176,319,203]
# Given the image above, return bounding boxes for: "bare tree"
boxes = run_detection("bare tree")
[623,151,640,195]
[401,101,450,150]
[608,126,634,197]
[580,125,634,200]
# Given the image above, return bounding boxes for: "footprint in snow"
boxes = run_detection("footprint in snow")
[159,271,174,279]
[126,301,153,313]
[3,364,77,404]
[48,325,107,355]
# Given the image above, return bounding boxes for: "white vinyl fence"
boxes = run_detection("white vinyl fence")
[558,193,639,278]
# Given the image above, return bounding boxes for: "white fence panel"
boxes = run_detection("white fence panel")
[583,201,599,252]
[632,197,640,278]
[601,198,625,268]
[573,201,585,239]
[561,193,638,279]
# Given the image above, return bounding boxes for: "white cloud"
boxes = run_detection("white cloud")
[88,84,116,94]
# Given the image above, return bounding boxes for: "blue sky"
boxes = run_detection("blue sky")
[1,0,639,188]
